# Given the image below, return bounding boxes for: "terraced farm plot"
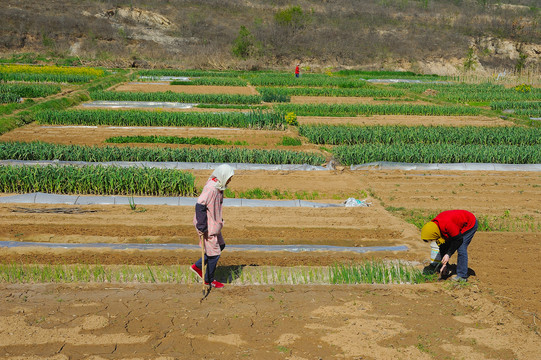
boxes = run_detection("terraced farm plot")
[0,68,540,359]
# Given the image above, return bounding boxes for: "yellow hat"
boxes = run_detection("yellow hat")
[421,221,444,244]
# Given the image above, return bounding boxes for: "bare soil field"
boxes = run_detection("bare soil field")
[297,115,512,127]
[0,123,309,151]
[1,281,540,360]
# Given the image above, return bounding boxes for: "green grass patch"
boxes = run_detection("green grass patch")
[278,136,302,146]
[223,187,320,200]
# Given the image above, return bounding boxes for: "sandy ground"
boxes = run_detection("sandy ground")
[0,82,539,359]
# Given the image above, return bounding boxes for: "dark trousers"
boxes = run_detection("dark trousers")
[195,243,225,283]
[195,255,220,283]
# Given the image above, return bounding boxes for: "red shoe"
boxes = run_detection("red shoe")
[205,280,224,288]
[190,264,202,278]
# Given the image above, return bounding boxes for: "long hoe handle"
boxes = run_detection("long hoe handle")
[200,235,211,302]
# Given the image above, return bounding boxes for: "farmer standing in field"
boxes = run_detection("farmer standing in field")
[295,63,300,78]
[191,164,234,288]
[421,209,478,282]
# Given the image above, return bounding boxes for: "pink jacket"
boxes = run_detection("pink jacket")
[193,178,225,256]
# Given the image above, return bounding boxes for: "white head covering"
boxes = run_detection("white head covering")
[210,164,234,191]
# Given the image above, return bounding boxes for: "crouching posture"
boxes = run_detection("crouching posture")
[191,164,234,288]
[421,210,478,282]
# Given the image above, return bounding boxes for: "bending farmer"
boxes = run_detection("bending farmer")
[191,164,235,288]
[421,210,478,282]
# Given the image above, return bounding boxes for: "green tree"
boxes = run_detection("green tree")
[274,6,311,30]
[232,26,256,59]
[463,47,477,71]
[515,52,528,72]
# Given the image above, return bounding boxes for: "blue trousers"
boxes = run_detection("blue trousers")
[456,220,478,278]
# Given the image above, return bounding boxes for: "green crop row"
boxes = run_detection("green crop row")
[35,109,287,129]
[276,103,481,116]
[390,83,540,102]
[171,77,248,86]
[0,83,62,98]
[336,70,445,80]
[258,86,405,98]
[0,73,94,83]
[0,142,326,165]
[90,90,262,105]
[105,135,231,146]
[0,262,431,285]
[332,143,541,165]
[138,69,245,77]
[513,109,541,117]
[0,164,195,196]
[246,74,367,88]
[490,101,541,110]
[259,88,291,102]
[0,93,21,104]
[299,125,541,145]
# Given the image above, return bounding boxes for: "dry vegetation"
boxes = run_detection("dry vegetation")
[0,0,539,71]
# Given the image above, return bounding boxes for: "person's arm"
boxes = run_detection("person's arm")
[444,234,464,258]
[195,203,208,233]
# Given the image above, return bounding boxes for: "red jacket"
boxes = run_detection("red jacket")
[433,210,476,240]
[433,210,477,257]
[295,66,300,74]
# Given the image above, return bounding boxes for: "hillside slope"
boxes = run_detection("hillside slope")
[1,0,539,74]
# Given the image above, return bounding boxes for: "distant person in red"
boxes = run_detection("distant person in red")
[421,210,478,282]
[295,64,300,78]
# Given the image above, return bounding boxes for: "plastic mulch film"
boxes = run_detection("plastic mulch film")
[0,240,408,253]
[139,76,191,81]
[350,161,541,172]
[0,192,344,208]
[82,101,198,109]
[0,160,329,171]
